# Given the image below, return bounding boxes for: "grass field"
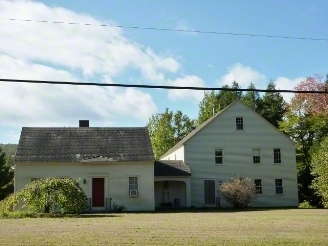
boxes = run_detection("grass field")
[0,209,327,245]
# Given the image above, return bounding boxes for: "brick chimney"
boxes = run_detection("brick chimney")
[79,120,89,127]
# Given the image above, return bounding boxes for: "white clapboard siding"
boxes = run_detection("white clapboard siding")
[162,101,298,207]
[15,161,155,211]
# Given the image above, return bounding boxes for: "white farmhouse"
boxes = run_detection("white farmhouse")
[160,100,299,207]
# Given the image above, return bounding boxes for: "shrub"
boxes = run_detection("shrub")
[0,178,87,215]
[112,203,125,213]
[299,201,315,209]
[219,176,257,208]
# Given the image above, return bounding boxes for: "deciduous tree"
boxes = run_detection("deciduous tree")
[311,137,328,208]
[197,91,220,125]
[147,109,195,159]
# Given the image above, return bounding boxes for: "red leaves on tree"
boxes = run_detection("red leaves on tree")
[291,74,328,115]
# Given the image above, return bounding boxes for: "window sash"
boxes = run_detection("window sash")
[274,149,281,163]
[129,177,138,191]
[275,179,283,194]
[215,149,223,164]
[236,117,243,130]
[254,179,262,194]
[253,149,261,163]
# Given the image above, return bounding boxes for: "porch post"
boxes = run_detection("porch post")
[185,179,191,207]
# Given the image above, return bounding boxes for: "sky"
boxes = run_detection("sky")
[0,0,327,144]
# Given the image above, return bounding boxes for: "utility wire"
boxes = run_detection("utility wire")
[1,17,327,42]
[1,79,327,94]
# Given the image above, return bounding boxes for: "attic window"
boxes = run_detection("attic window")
[236,117,243,130]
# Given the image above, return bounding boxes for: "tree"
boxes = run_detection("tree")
[279,75,328,206]
[147,109,195,159]
[197,91,220,125]
[0,178,87,214]
[218,176,257,208]
[311,137,328,208]
[217,81,242,109]
[291,74,328,116]
[242,83,262,112]
[259,81,287,127]
[0,147,14,201]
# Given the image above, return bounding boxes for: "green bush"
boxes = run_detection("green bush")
[299,201,315,209]
[0,178,87,215]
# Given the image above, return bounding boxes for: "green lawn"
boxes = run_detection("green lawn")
[0,209,327,245]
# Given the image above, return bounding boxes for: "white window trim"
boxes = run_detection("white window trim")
[273,148,282,164]
[215,148,224,165]
[252,148,261,164]
[275,178,284,195]
[235,117,244,130]
[128,176,139,197]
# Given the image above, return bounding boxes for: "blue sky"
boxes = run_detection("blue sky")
[0,0,327,143]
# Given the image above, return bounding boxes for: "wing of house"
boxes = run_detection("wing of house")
[15,121,155,211]
[160,100,299,208]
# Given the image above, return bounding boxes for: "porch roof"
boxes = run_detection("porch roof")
[154,160,191,177]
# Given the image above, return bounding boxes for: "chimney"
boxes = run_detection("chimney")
[79,120,89,127]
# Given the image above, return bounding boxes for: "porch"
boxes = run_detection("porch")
[154,160,191,208]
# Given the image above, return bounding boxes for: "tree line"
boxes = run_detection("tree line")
[147,74,328,208]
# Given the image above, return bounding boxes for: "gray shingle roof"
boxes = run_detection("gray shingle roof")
[154,160,191,176]
[16,127,154,162]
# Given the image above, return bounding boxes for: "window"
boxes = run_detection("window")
[215,149,223,164]
[163,181,169,189]
[236,117,243,130]
[253,149,261,163]
[254,179,262,194]
[275,179,283,195]
[274,149,281,163]
[129,177,138,196]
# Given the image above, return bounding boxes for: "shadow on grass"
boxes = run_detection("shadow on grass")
[146,206,299,214]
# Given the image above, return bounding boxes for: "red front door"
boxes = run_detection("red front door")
[92,178,105,207]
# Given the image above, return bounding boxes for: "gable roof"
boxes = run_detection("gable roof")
[154,160,191,176]
[16,127,154,163]
[161,100,294,158]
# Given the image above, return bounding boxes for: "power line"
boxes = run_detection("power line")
[1,17,327,42]
[1,79,327,94]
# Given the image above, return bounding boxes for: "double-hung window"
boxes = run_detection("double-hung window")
[215,149,223,164]
[236,117,244,130]
[253,149,261,164]
[274,149,281,163]
[254,179,262,194]
[275,179,283,195]
[129,177,138,196]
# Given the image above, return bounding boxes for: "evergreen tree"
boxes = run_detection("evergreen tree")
[259,81,286,127]
[242,83,262,112]
[217,81,242,109]
[0,147,14,200]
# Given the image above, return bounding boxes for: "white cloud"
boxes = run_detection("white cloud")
[274,76,304,102]
[219,63,266,88]
[167,75,206,102]
[219,63,304,102]
[0,55,157,127]
[0,0,180,83]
